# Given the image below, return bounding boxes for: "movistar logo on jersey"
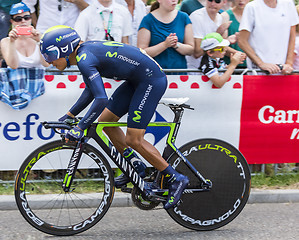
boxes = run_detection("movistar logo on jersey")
[76,53,87,62]
[106,51,118,58]
[105,51,140,66]
[133,111,141,123]
[103,41,124,47]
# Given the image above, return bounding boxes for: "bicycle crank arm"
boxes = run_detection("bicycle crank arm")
[183,188,211,194]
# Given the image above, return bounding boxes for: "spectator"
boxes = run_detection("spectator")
[0,2,48,110]
[179,0,205,15]
[137,0,194,69]
[221,0,249,68]
[186,0,235,70]
[238,0,298,75]
[199,32,245,88]
[23,0,92,34]
[75,0,133,43]
[219,0,233,13]
[116,0,146,46]
[293,4,299,70]
[0,2,48,69]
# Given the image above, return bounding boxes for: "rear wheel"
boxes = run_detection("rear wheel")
[165,138,251,231]
[15,140,114,236]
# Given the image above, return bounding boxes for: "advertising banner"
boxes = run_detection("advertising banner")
[239,75,299,164]
[1,73,298,170]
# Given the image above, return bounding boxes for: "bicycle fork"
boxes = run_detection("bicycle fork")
[62,140,86,192]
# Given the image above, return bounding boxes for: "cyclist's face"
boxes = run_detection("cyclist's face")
[51,58,67,71]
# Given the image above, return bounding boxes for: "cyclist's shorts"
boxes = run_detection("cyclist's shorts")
[107,76,167,129]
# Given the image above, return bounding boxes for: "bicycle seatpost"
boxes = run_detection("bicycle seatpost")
[162,104,194,161]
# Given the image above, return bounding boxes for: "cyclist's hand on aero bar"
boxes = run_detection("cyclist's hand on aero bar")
[65,126,84,143]
[59,114,76,124]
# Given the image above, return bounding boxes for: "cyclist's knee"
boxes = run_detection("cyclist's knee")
[98,108,120,122]
[125,128,144,149]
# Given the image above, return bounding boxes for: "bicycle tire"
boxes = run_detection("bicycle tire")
[15,140,114,236]
[164,138,251,231]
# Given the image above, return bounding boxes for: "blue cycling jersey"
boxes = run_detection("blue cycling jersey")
[69,41,167,130]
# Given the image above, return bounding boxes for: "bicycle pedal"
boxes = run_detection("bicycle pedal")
[120,185,132,193]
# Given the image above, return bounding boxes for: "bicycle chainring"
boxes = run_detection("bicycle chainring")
[131,187,160,210]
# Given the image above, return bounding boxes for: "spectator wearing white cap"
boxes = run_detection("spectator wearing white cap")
[0,2,49,69]
[199,32,245,88]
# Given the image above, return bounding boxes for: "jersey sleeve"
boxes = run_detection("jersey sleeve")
[74,50,109,130]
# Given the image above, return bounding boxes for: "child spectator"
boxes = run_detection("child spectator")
[199,32,245,88]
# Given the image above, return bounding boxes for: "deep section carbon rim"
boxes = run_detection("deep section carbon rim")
[165,138,251,231]
[15,140,114,236]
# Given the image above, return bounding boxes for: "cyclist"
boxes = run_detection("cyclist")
[40,25,189,209]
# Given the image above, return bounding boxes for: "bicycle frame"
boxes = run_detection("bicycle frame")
[59,105,211,197]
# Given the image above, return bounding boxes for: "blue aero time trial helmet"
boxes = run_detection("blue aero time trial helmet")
[40,25,81,63]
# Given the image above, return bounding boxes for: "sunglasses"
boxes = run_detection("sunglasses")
[212,47,225,52]
[12,15,32,22]
[208,0,222,3]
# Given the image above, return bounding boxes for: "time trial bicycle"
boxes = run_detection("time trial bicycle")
[14,98,251,236]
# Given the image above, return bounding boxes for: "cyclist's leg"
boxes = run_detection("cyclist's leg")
[98,82,146,187]
[126,76,189,209]
[98,81,134,154]
[98,108,126,152]
[126,128,168,171]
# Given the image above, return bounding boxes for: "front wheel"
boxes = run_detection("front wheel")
[15,140,115,236]
[165,138,251,231]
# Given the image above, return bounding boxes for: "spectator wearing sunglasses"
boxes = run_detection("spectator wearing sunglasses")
[238,0,298,75]
[199,32,245,88]
[0,2,49,69]
[74,0,133,43]
[187,0,241,71]
[22,0,93,34]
